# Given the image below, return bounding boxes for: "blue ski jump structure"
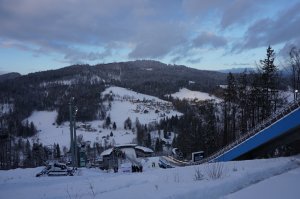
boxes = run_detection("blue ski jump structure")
[160,100,300,168]
[198,100,300,164]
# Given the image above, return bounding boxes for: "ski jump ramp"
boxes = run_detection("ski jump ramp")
[163,101,300,167]
[207,102,300,163]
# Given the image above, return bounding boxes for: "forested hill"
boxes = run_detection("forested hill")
[0,72,21,82]
[19,60,226,94]
[0,60,226,127]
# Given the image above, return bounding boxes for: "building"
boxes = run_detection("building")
[98,144,153,170]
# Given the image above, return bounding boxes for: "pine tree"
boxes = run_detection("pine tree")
[259,46,280,119]
[155,138,162,153]
[136,118,144,145]
[56,144,61,159]
[105,116,111,127]
[124,117,132,130]
[223,72,238,145]
[24,140,32,167]
[145,133,151,148]
[163,128,168,139]
[30,122,37,136]
[237,71,249,133]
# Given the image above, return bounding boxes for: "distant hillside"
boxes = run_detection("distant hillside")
[0,60,226,126]
[0,72,21,82]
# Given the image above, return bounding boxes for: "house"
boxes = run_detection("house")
[135,146,154,157]
[98,144,154,170]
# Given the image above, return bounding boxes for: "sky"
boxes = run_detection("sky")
[0,0,300,75]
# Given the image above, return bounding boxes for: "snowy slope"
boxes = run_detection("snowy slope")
[0,156,299,199]
[224,166,300,199]
[25,86,181,150]
[102,86,166,102]
[26,110,135,148]
[102,86,181,128]
[170,88,220,102]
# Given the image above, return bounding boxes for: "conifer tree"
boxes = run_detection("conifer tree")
[223,72,238,145]
[56,143,61,159]
[237,71,249,133]
[259,46,280,119]
[112,122,117,130]
[136,118,144,145]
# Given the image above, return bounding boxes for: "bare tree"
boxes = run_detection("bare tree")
[289,46,300,101]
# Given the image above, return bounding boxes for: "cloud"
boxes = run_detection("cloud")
[0,0,189,63]
[220,0,260,28]
[182,0,273,28]
[182,0,226,16]
[0,0,298,67]
[224,62,251,66]
[193,32,227,49]
[129,22,187,59]
[186,57,202,64]
[9,0,147,43]
[234,2,300,52]
[279,39,300,57]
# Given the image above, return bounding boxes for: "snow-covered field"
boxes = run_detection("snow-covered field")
[0,156,299,199]
[170,88,220,102]
[25,86,181,149]
[26,110,135,148]
[102,86,181,128]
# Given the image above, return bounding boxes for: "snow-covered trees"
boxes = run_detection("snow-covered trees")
[124,117,132,130]
[219,46,284,151]
[169,100,219,157]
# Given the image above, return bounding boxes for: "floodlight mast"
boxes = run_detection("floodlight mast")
[69,97,77,168]
[73,106,78,167]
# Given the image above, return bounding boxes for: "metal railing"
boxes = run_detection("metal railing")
[190,99,300,165]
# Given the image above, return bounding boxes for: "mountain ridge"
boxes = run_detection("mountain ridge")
[0,60,226,126]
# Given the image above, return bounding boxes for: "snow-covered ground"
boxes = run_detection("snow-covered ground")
[25,110,135,149]
[39,75,104,87]
[0,156,299,199]
[280,90,294,103]
[25,86,181,150]
[102,86,181,127]
[170,88,220,102]
[224,167,300,199]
